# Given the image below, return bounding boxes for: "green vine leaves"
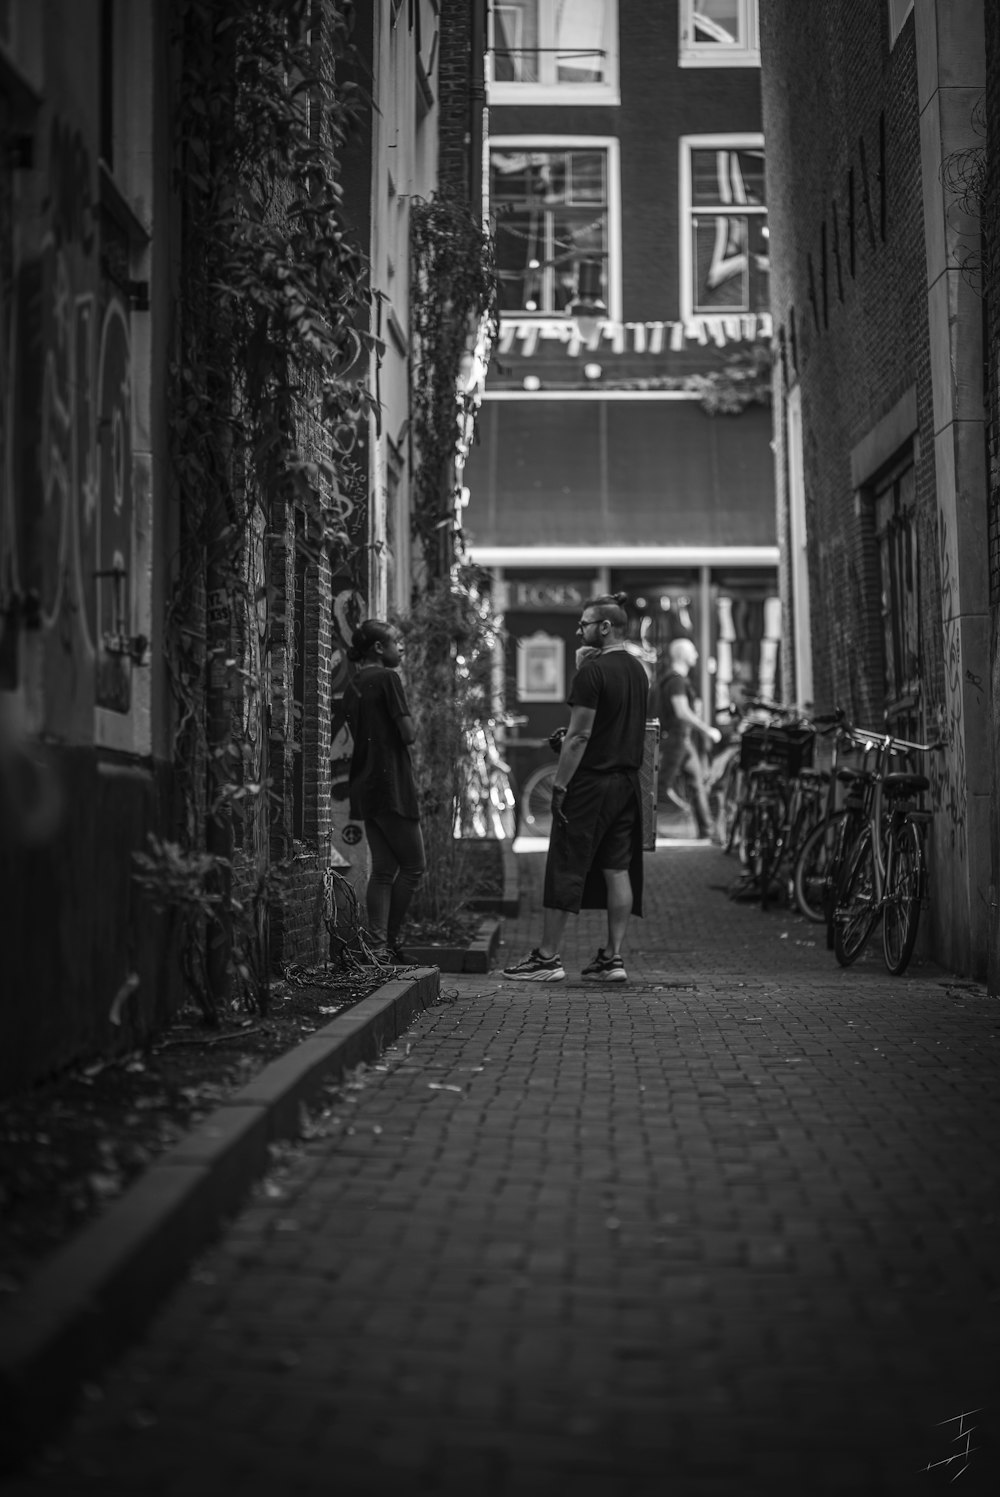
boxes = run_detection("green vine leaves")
[410,195,499,569]
[152,0,376,1017]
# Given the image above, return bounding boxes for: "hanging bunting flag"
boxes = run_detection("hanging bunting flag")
[495,315,772,356]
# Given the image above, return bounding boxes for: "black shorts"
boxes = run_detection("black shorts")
[543,769,639,913]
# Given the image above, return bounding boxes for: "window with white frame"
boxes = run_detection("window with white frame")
[887,0,914,47]
[489,0,619,104]
[491,139,620,317]
[679,0,760,67]
[680,136,769,319]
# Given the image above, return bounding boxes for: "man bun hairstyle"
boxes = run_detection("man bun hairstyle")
[589,592,628,631]
[347,618,392,663]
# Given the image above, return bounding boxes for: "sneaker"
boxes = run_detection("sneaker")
[581,950,627,982]
[581,947,609,977]
[503,948,566,981]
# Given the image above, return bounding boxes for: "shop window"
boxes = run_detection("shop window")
[679,0,760,67]
[873,459,921,740]
[491,137,620,317]
[490,0,619,104]
[680,134,769,320]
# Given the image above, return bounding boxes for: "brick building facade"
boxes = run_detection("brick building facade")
[760,0,992,976]
[464,0,780,804]
[0,1,488,1094]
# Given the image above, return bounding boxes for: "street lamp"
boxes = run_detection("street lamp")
[568,260,607,342]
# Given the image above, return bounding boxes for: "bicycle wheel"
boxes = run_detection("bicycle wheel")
[881,818,924,976]
[520,764,556,831]
[753,799,782,910]
[708,752,740,848]
[793,810,850,923]
[832,827,878,967]
[769,790,813,908]
[785,789,822,870]
[728,800,764,900]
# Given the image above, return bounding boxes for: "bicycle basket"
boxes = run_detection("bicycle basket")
[739,723,815,775]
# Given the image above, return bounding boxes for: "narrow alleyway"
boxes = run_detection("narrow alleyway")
[9,846,1000,1496]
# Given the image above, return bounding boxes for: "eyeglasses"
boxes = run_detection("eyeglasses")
[576,617,601,635]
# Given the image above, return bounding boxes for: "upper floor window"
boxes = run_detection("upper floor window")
[680,136,769,319]
[679,0,760,68]
[489,0,620,105]
[887,0,914,47]
[491,137,621,318]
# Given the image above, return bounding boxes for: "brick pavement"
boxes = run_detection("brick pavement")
[7,841,1000,1496]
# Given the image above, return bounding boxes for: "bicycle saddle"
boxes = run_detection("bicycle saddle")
[883,772,930,797]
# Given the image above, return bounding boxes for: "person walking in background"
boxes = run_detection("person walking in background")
[655,637,721,841]
[343,620,426,962]
[504,594,649,984]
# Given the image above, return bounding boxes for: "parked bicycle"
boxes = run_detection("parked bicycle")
[791,713,872,936]
[456,719,518,840]
[831,728,944,975]
[726,699,818,909]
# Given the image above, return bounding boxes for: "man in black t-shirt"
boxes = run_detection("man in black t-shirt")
[655,637,720,839]
[504,594,649,985]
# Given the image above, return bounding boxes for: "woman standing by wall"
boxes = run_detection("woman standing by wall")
[343,620,426,961]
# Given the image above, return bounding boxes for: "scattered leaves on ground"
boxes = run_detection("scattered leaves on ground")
[0,968,388,1293]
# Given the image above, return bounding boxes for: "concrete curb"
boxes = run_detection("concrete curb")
[0,967,441,1475]
[466,839,521,917]
[402,916,502,973]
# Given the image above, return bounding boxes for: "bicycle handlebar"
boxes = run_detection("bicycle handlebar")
[847,727,947,754]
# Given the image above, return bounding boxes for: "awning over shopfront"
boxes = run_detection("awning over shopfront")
[463,396,776,551]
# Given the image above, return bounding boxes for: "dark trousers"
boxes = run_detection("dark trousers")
[364,813,426,946]
[658,731,712,837]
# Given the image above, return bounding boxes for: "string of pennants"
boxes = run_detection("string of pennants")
[498,313,773,358]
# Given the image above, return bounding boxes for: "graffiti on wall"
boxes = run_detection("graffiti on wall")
[1,113,135,732]
[931,511,968,864]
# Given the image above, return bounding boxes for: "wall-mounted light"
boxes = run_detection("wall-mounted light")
[583,363,602,381]
[522,374,541,392]
[568,260,607,342]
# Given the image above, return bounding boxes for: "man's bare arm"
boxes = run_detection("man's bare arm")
[669,689,720,744]
[554,705,597,790]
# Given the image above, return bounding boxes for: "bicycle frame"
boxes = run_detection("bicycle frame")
[833,727,943,964]
[846,729,930,903]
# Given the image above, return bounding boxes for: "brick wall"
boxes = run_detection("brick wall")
[760,0,942,731]
[985,2,1000,991]
[491,0,763,329]
[986,4,1000,608]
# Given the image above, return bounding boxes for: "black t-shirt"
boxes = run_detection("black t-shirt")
[569,650,649,772]
[344,667,420,819]
[657,669,696,734]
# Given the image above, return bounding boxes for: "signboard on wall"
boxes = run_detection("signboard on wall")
[516,630,565,703]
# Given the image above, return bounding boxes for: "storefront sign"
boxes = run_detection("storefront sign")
[508,581,594,611]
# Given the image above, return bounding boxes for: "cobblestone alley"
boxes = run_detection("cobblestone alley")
[7,844,1000,1497]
